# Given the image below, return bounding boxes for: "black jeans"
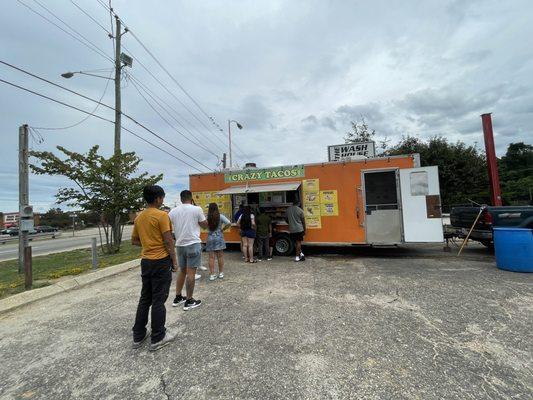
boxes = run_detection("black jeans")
[258,236,269,259]
[132,256,172,344]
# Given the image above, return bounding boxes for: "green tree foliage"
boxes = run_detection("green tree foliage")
[344,118,376,143]
[39,208,101,229]
[386,136,489,210]
[344,117,389,153]
[30,146,162,253]
[39,208,71,228]
[499,142,533,205]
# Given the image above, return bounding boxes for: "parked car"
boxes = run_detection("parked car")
[4,228,19,236]
[35,225,59,233]
[449,205,533,247]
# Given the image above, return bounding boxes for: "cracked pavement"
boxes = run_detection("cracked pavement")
[0,246,532,399]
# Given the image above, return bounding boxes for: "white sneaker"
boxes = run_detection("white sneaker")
[195,274,201,280]
[198,265,208,271]
[209,274,217,281]
[295,256,301,262]
[149,329,176,352]
[218,272,224,279]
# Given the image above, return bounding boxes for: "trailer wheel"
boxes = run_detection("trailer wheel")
[274,233,294,257]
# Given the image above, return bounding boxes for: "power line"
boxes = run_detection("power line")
[122,45,229,149]
[0,59,215,170]
[127,29,220,126]
[108,0,115,55]
[91,2,251,162]
[16,0,113,63]
[0,78,205,172]
[129,74,226,155]
[126,53,249,163]
[69,0,111,35]
[32,69,113,130]
[129,77,220,158]
[95,0,111,12]
[91,4,236,151]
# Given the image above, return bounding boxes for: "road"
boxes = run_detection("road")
[0,225,133,262]
[0,249,531,399]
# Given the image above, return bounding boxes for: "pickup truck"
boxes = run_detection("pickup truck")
[448,206,533,247]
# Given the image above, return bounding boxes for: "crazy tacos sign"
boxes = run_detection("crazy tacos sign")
[224,165,305,183]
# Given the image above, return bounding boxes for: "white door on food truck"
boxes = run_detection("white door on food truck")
[399,166,444,242]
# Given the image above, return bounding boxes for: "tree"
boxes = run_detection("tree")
[39,208,71,229]
[31,145,162,253]
[386,136,489,210]
[499,142,533,204]
[344,117,376,143]
[344,117,388,154]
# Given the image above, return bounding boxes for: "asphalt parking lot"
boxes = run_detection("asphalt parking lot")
[0,245,531,399]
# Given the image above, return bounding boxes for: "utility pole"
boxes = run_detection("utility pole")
[18,125,29,273]
[222,153,227,169]
[114,16,122,156]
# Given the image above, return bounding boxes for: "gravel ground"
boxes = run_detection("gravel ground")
[0,246,531,399]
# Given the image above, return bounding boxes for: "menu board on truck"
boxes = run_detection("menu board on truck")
[320,190,339,216]
[302,179,321,229]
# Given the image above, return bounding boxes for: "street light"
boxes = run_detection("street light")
[61,71,113,80]
[228,119,243,167]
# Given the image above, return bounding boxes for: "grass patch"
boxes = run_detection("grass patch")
[0,241,140,299]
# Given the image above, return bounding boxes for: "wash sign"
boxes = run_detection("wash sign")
[328,142,375,161]
[224,165,305,183]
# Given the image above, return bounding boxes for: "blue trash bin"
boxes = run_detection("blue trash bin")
[493,227,533,272]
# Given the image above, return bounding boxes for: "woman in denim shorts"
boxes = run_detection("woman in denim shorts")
[206,203,231,281]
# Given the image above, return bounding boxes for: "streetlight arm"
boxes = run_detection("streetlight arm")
[61,71,113,80]
[77,71,114,80]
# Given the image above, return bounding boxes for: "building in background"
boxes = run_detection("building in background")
[0,212,40,229]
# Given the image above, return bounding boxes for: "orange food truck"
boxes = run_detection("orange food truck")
[190,154,444,256]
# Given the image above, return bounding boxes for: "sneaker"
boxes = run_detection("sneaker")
[198,265,208,271]
[267,257,272,261]
[195,273,201,280]
[295,256,301,262]
[183,298,202,311]
[209,274,217,281]
[300,254,306,261]
[218,272,224,279]
[258,258,263,262]
[149,329,176,352]
[172,294,186,307]
[132,329,150,349]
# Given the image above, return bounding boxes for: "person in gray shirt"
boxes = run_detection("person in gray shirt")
[285,199,306,262]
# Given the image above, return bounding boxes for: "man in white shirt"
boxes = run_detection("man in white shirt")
[168,190,208,311]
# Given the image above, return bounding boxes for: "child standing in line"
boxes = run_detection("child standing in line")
[206,203,231,281]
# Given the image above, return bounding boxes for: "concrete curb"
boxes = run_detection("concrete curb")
[0,258,141,315]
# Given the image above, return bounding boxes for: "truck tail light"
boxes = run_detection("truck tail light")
[482,210,493,225]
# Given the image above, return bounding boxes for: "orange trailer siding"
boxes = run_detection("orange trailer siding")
[190,155,416,245]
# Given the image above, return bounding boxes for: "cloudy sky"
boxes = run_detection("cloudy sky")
[1,0,532,212]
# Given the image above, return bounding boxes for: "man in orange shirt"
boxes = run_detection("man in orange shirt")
[131,185,178,351]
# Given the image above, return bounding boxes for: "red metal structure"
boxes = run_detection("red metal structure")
[481,113,502,206]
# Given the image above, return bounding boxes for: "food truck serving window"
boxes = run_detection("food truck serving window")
[217,182,301,195]
[218,182,301,222]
